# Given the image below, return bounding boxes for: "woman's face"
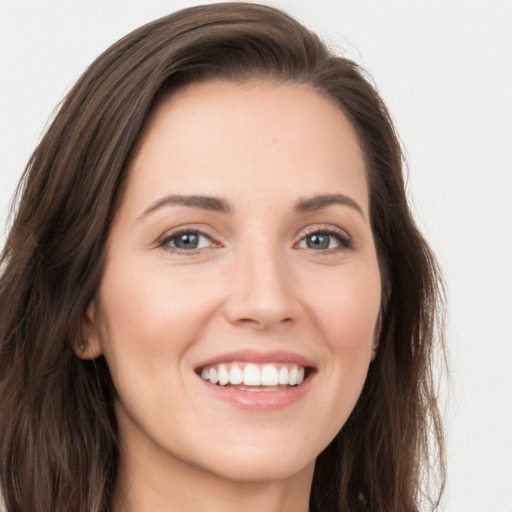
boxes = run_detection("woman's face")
[82,80,381,484]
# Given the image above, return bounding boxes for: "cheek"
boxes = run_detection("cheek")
[309,266,381,352]
[95,259,223,373]
[290,264,381,448]
[308,264,380,403]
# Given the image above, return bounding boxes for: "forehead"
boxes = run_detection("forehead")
[124,80,368,216]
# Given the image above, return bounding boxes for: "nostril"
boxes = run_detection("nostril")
[235,316,294,329]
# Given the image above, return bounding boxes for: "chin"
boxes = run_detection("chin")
[193,438,318,483]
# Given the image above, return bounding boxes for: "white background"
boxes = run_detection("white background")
[1,1,511,511]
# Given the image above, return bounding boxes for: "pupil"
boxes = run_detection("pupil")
[175,233,199,249]
[307,234,329,249]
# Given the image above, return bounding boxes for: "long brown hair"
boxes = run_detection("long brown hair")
[0,3,445,511]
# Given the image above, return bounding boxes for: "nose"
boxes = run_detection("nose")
[223,245,299,330]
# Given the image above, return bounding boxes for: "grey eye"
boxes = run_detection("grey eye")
[297,229,352,251]
[162,231,213,251]
[306,233,331,250]
[173,233,200,249]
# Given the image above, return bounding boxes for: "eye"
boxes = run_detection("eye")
[297,228,352,252]
[159,229,216,253]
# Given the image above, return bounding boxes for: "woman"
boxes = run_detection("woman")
[0,3,445,511]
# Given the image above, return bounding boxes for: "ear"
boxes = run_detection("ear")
[75,300,104,360]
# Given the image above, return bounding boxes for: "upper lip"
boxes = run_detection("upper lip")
[195,349,316,370]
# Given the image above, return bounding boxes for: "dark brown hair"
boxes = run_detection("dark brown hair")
[0,3,445,511]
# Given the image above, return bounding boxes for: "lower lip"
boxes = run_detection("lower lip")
[198,374,314,411]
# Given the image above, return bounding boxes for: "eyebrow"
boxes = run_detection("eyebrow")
[294,194,366,220]
[139,193,365,220]
[139,195,232,219]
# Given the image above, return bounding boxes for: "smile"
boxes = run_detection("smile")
[199,362,306,389]
[194,350,316,409]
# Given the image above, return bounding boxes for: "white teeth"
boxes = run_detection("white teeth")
[288,366,298,386]
[199,362,308,387]
[278,366,289,385]
[261,364,279,386]
[243,363,261,386]
[229,365,243,385]
[218,364,229,386]
[208,367,219,384]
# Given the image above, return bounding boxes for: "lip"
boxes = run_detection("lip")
[198,372,314,411]
[194,349,316,370]
[194,349,316,411]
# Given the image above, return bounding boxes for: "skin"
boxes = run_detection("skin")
[80,80,382,512]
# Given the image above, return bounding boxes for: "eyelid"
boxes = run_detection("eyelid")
[155,223,353,255]
[156,224,222,254]
[295,224,354,251]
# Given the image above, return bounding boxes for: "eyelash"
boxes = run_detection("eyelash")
[158,228,218,255]
[158,225,353,255]
[296,226,353,252]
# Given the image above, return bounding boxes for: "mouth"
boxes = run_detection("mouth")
[197,362,313,391]
[194,350,317,407]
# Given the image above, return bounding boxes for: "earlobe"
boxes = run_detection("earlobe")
[75,301,104,360]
